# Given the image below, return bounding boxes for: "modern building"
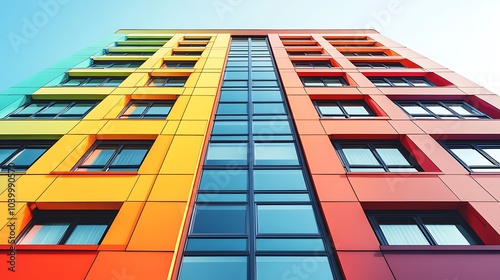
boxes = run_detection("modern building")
[1,29,500,280]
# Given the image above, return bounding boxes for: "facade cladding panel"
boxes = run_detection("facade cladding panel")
[0,29,499,280]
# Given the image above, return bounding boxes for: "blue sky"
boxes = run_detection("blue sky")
[1,0,499,93]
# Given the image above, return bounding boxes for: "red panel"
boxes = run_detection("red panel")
[322,119,397,137]
[384,250,500,280]
[299,135,345,175]
[471,175,500,201]
[86,251,173,280]
[439,175,495,201]
[294,120,326,135]
[0,251,96,279]
[414,120,500,135]
[348,174,459,202]
[312,174,357,202]
[469,202,500,238]
[388,121,425,134]
[321,202,380,250]
[337,251,395,280]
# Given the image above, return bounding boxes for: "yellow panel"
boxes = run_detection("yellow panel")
[69,120,107,135]
[127,202,186,251]
[99,201,145,250]
[176,120,208,135]
[109,87,136,95]
[212,34,231,48]
[162,121,180,135]
[0,175,55,202]
[34,87,115,95]
[184,73,201,88]
[119,73,148,87]
[85,95,125,120]
[99,120,166,135]
[134,87,184,95]
[103,96,128,119]
[207,49,229,58]
[37,175,138,202]
[196,72,223,88]
[163,34,184,48]
[138,135,173,174]
[159,135,204,174]
[54,135,93,172]
[0,203,28,245]
[67,69,134,76]
[128,175,157,201]
[181,87,194,96]
[148,175,194,202]
[182,95,216,120]
[28,136,87,173]
[137,57,163,69]
[0,120,77,136]
[203,58,225,71]
[192,87,217,96]
[166,96,189,121]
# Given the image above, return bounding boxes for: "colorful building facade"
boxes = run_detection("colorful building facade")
[1,29,500,279]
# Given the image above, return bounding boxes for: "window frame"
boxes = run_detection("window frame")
[341,51,387,57]
[59,77,126,87]
[395,101,491,120]
[5,100,99,120]
[313,100,376,118]
[441,141,500,172]
[163,61,197,68]
[73,141,153,172]
[147,76,188,87]
[0,141,54,172]
[89,60,144,68]
[118,100,174,119]
[333,141,422,172]
[353,62,405,69]
[367,211,482,246]
[17,210,117,245]
[369,77,434,87]
[300,77,349,87]
[287,51,324,56]
[292,61,333,68]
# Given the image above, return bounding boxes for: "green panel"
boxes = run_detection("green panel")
[0,95,28,118]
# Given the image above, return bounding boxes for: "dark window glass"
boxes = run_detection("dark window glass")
[147,77,187,87]
[334,141,421,172]
[367,211,482,245]
[6,101,98,120]
[341,51,387,57]
[74,141,152,171]
[179,256,247,280]
[192,205,247,234]
[199,170,248,191]
[59,77,126,87]
[0,142,53,171]
[105,52,155,56]
[18,210,117,245]
[220,91,248,102]
[287,51,323,56]
[315,100,375,118]
[442,142,500,172]
[301,77,348,87]
[254,142,299,165]
[353,62,405,68]
[217,104,248,115]
[253,170,306,190]
[89,60,143,68]
[119,101,173,119]
[257,205,319,234]
[368,77,434,87]
[395,101,490,120]
[164,61,196,68]
[172,51,203,56]
[186,238,247,251]
[253,103,285,115]
[212,121,248,134]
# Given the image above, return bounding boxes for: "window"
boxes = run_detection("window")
[301,77,348,87]
[395,101,490,120]
[0,141,53,171]
[89,60,144,68]
[126,37,170,41]
[18,210,117,245]
[119,101,173,119]
[367,211,482,245]
[257,256,334,280]
[5,100,98,120]
[147,77,187,87]
[292,61,333,68]
[353,62,405,69]
[442,142,500,172]
[74,141,152,171]
[325,36,368,41]
[191,205,247,235]
[178,43,208,47]
[105,52,155,56]
[314,100,375,118]
[183,37,211,41]
[369,77,434,87]
[334,141,421,172]
[341,51,387,57]
[163,61,196,68]
[172,51,203,56]
[287,51,323,56]
[178,256,247,280]
[59,77,125,87]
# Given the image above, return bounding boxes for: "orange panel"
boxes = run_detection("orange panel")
[294,120,325,135]
[286,95,321,120]
[439,175,495,202]
[337,251,395,280]
[312,174,357,202]
[127,202,186,251]
[414,120,500,135]
[0,251,96,279]
[322,119,397,136]
[299,135,345,175]
[322,202,380,250]
[86,251,173,280]
[99,202,145,251]
[348,174,459,202]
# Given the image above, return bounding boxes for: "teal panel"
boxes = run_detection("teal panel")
[43,73,67,87]
[49,56,91,69]
[14,69,68,88]
[0,87,39,95]
[71,48,105,57]
[0,95,28,118]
